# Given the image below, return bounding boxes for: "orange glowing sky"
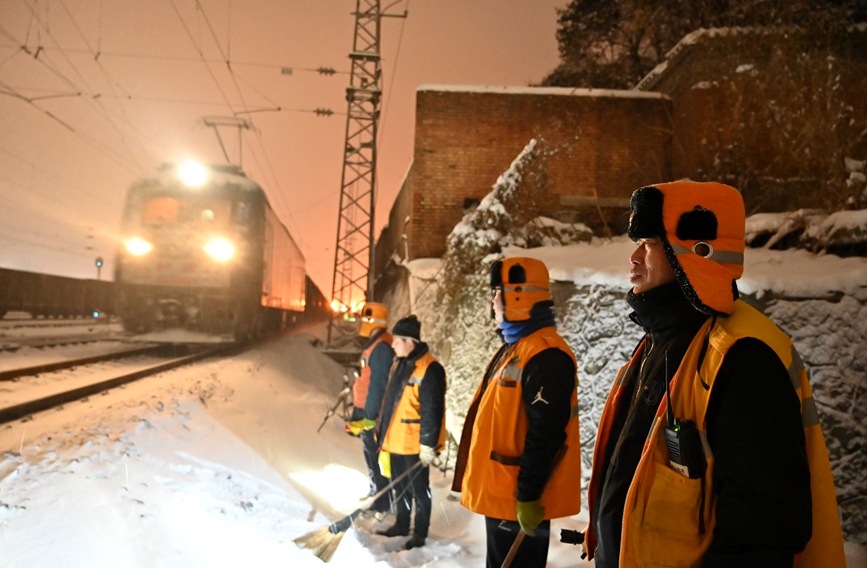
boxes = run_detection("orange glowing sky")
[0,0,566,294]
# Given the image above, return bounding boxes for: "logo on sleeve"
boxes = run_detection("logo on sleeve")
[531,387,549,405]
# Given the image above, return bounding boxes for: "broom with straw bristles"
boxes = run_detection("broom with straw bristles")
[294,461,423,562]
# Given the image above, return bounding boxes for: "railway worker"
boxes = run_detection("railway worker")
[345,302,394,516]
[374,314,446,550]
[584,181,845,567]
[452,257,582,568]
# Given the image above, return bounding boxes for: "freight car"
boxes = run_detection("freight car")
[0,267,114,319]
[115,162,307,341]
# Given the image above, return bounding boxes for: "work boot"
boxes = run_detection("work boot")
[404,535,425,550]
[376,524,409,537]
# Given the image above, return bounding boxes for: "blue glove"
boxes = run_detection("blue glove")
[516,499,545,537]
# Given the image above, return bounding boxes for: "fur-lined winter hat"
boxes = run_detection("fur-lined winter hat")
[359,302,388,338]
[628,181,745,316]
[490,257,553,322]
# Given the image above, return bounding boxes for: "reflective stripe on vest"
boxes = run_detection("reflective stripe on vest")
[460,326,582,521]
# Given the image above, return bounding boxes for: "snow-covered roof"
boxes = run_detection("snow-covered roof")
[418,84,668,100]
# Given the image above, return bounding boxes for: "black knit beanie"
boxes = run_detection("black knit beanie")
[392,315,421,341]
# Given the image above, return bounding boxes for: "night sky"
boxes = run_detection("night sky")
[0,0,565,293]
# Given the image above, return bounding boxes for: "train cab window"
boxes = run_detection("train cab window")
[142,198,179,225]
[141,197,230,227]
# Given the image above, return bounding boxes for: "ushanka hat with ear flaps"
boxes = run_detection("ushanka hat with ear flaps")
[628,181,746,316]
[489,257,554,322]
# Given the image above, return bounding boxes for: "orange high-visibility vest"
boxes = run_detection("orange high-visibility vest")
[381,352,446,455]
[587,300,845,567]
[460,327,582,521]
[353,330,392,408]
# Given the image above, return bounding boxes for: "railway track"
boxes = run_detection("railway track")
[0,343,240,425]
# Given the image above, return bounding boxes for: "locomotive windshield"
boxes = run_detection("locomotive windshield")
[140,196,232,227]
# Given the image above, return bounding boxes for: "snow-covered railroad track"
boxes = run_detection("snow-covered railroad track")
[0,344,238,425]
[0,344,164,382]
[1,331,128,351]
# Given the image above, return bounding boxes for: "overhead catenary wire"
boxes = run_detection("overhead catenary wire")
[9,3,149,172]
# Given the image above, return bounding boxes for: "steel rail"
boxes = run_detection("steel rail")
[0,344,240,424]
[1,332,124,351]
[0,345,163,382]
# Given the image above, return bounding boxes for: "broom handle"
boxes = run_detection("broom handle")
[501,529,526,568]
[360,459,423,511]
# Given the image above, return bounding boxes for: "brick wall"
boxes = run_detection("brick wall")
[392,86,672,262]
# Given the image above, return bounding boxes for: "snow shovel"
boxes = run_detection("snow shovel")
[293,460,424,562]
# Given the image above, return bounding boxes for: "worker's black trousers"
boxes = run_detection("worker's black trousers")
[360,429,390,512]
[484,516,551,568]
[390,453,431,539]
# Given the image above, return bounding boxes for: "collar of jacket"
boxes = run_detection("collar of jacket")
[628,281,708,339]
[363,327,387,349]
[397,341,429,365]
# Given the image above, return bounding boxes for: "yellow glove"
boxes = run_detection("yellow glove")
[345,420,365,436]
[361,418,376,430]
[516,499,545,537]
[378,451,391,478]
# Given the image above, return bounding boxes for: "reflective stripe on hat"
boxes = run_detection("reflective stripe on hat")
[503,285,549,293]
[363,316,388,325]
[670,243,744,265]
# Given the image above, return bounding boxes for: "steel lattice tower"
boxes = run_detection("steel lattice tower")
[328,0,384,345]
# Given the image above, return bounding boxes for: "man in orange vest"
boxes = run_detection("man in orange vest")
[374,314,446,550]
[345,302,394,515]
[453,257,582,568]
[585,181,845,567]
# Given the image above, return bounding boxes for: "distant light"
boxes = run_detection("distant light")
[203,238,234,262]
[178,161,208,187]
[125,238,153,256]
[92,311,99,318]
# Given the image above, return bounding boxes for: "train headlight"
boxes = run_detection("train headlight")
[125,238,154,256]
[178,161,208,187]
[204,238,234,262]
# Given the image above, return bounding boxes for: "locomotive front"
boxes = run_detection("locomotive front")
[115,162,265,339]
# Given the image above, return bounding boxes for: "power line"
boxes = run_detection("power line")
[10,4,148,170]
[16,45,349,75]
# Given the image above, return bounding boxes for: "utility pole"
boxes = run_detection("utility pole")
[327,0,405,346]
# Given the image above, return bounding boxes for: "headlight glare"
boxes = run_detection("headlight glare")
[204,238,234,262]
[125,238,153,256]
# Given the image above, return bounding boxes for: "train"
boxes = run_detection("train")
[0,267,114,319]
[115,162,318,340]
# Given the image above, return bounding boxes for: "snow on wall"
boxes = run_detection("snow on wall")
[407,263,866,544]
[394,144,867,544]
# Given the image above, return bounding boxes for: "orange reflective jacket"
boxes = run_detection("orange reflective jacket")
[381,351,446,455]
[354,330,392,408]
[459,327,582,521]
[587,300,845,567]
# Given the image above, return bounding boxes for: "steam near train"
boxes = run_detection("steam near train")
[115,162,308,341]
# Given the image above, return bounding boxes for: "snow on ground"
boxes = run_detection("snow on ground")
[2,235,867,567]
[0,322,590,567]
